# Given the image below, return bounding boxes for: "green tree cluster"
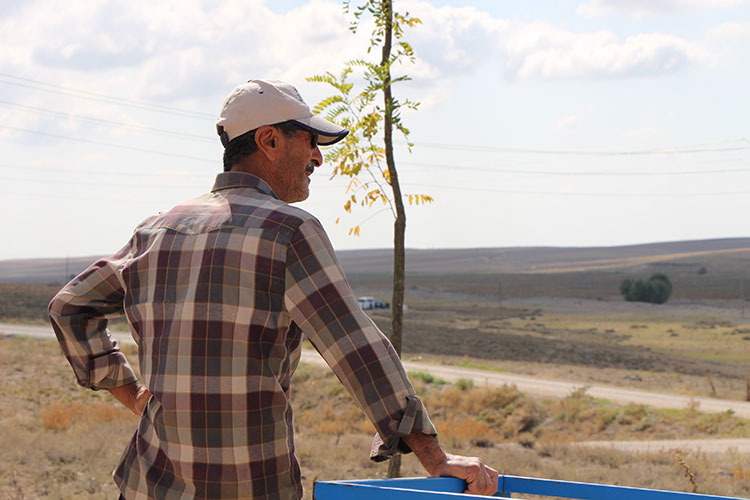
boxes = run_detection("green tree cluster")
[619,273,673,304]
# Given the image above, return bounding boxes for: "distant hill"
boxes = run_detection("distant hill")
[336,238,750,274]
[3,237,750,284]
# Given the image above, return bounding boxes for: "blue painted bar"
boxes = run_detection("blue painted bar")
[501,475,746,500]
[313,479,508,500]
[334,477,467,492]
[313,475,749,500]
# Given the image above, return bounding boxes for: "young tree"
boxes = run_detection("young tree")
[308,0,430,478]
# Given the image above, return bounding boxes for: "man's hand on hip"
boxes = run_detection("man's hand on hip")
[108,381,152,416]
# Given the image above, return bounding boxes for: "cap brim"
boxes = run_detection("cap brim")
[290,116,349,146]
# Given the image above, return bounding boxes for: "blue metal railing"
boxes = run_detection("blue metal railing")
[313,476,749,500]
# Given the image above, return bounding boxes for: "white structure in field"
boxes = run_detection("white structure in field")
[357,296,376,310]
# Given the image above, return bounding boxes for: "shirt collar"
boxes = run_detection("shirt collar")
[211,172,280,200]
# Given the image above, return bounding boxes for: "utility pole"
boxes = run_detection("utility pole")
[740,278,745,319]
[498,280,503,314]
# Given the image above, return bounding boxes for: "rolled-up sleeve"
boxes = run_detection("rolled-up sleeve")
[284,217,437,461]
[48,243,137,390]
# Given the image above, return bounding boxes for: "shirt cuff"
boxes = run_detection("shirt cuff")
[369,395,438,462]
[85,341,138,390]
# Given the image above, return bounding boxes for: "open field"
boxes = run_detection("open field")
[7,322,750,418]
[2,336,750,499]
[5,238,750,302]
[3,271,749,401]
[360,295,750,400]
[2,239,749,497]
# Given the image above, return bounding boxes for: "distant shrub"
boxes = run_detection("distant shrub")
[408,370,447,385]
[619,273,672,304]
[698,266,708,275]
[455,378,474,391]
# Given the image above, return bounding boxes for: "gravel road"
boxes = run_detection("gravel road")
[4,322,750,455]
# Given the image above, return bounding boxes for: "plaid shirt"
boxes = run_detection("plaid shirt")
[49,172,436,500]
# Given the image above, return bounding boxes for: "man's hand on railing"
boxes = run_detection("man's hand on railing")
[431,454,499,496]
[402,434,499,496]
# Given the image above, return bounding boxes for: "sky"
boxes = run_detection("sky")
[1,0,749,261]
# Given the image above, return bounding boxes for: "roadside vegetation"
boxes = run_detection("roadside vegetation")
[1,336,749,499]
[0,283,58,322]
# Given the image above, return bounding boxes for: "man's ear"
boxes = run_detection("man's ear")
[255,126,280,162]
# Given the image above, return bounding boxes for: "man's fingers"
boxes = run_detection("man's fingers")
[487,465,499,493]
[467,470,485,494]
[433,454,498,496]
[464,463,496,496]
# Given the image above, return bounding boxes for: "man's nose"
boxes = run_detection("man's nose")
[311,145,323,167]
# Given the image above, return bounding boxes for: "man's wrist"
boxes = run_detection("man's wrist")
[401,433,447,476]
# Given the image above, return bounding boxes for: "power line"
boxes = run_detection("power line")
[2,73,748,158]
[3,173,749,198]
[399,160,750,176]
[0,189,160,204]
[403,182,750,198]
[0,164,165,177]
[0,99,215,142]
[0,175,206,189]
[396,138,750,156]
[0,72,214,120]
[0,125,216,164]
[4,158,750,180]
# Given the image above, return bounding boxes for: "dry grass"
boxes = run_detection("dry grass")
[539,313,750,364]
[40,400,132,431]
[2,335,750,499]
[416,352,750,402]
[0,283,59,321]
[0,335,140,499]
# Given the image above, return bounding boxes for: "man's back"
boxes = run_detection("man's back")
[51,171,434,499]
[114,172,309,498]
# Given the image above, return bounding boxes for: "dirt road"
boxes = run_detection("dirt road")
[6,322,750,455]
[5,322,750,417]
[575,438,750,454]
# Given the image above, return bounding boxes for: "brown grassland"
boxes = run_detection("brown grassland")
[1,335,749,499]
[2,244,750,498]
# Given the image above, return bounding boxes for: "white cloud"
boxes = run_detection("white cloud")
[699,21,750,65]
[705,21,750,42]
[401,1,510,73]
[622,126,662,138]
[401,3,706,81]
[0,0,365,104]
[504,24,706,80]
[551,115,582,130]
[0,0,718,119]
[577,0,749,19]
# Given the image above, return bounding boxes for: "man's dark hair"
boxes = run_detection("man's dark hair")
[222,121,301,172]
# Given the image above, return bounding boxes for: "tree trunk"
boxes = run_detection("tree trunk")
[380,0,406,479]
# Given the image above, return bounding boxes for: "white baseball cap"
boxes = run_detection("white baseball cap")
[216,79,349,147]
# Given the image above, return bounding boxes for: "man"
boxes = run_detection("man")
[49,79,498,499]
